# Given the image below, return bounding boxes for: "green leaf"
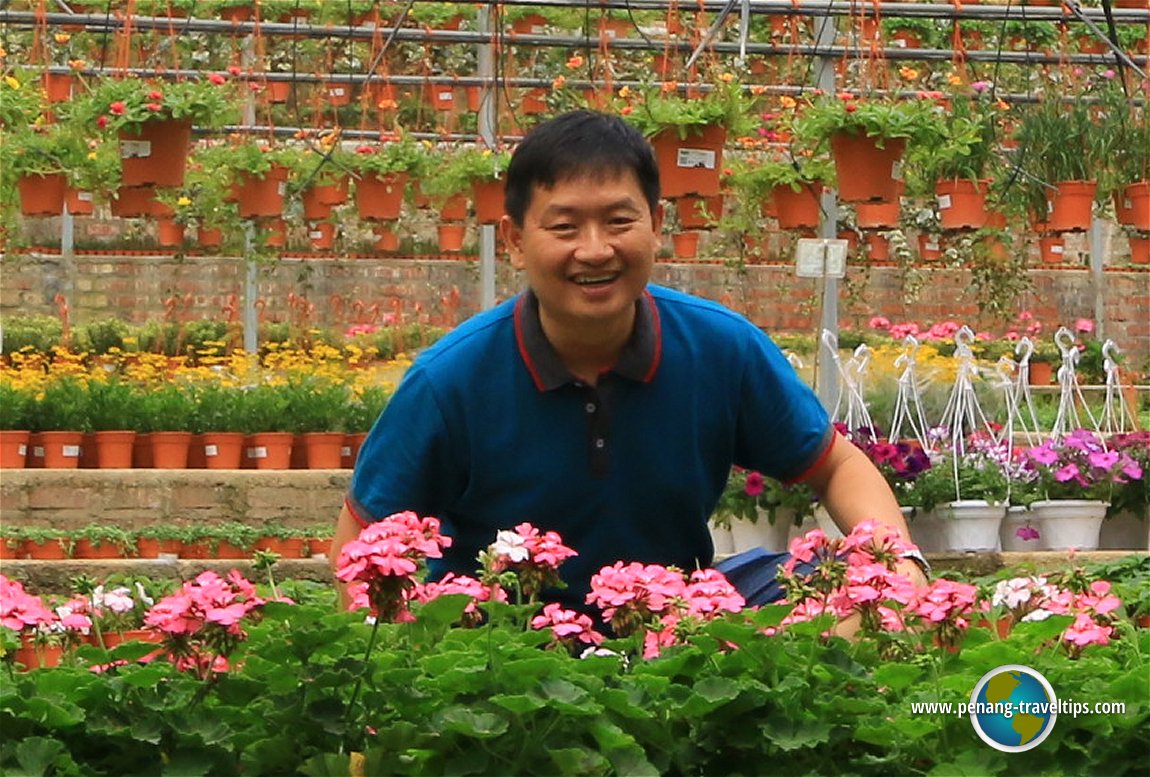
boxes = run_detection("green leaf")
[548,746,610,775]
[927,747,1005,776]
[299,752,354,777]
[761,716,832,751]
[489,693,546,714]
[434,706,509,739]
[681,676,742,716]
[23,697,84,728]
[873,662,926,691]
[161,750,214,776]
[15,737,65,776]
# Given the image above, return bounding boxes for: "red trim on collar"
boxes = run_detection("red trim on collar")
[513,295,548,392]
[641,290,662,383]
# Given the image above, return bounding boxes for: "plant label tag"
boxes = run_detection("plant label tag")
[937,194,952,210]
[890,160,903,181]
[439,91,454,102]
[33,446,44,457]
[62,445,81,457]
[205,445,219,457]
[17,444,26,455]
[308,230,323,239]
[1122,197,1132,209]
[277,182,287,196]
[795,238,847,278]
[329,87,345,97]
[676,148,716,170]
[1051,244,1064,255]
[77,191,94,202]
[248,446,268,459]
[925,239,940,251]
[340,446,352,456]
[529,24,545,33]
[120,139,152,159]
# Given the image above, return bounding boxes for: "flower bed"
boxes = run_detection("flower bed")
[2,518,1147,774]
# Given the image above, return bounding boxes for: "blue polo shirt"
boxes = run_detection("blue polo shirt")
[348,284,833,610]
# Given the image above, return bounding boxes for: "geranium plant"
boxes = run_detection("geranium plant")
[69,73,241,134]
[793,90,942,148]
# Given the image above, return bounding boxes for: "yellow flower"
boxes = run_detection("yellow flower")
[898,66,919,81]
[3,75,21,90]
[552,75,566,89]
[718,72,735,83]
[87,151,97,160]
[779,95,797,109]
[617,85,631,98]
[947,73,963,86]
[54,33,71,44]
[177,196,192,207]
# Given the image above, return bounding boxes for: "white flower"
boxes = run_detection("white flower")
[1022,608,1055,622]
[134,582,154,608]
[103,587,135,614]
[491,530,530,563]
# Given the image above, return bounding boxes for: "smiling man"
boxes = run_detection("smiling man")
[332,110,927,613]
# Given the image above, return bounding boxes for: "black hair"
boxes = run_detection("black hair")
[504,110,661,226]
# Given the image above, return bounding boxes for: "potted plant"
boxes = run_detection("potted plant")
[68,73,241,188]
[30,377,89,468]
[135,384,196,468]
[624,76,755,198]
[792,91,942,203]
[73,524,136,559]
[237,383,295,469]
[1099,431,1149,549]
[282,376,352,468]
[0,382,34,469]
[83,376,139,467]
[726,151,833,231]
[188,382,246,468]
[345,136,427,222]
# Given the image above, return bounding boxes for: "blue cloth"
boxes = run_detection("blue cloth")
[715,549,820,606]
[349,284,832,611]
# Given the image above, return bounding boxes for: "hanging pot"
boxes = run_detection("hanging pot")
[42,72,73,102]
[1030,499,1108,551]
[111,185,159,218]
[828,132,906,203]
[676,194,724,229]
[119,119,192,188]
[65,187,95,216]
[864,231,891,261]
[306,221,336,250]
[520,87,549,115]
[1038,234,1066,264]
[156,217,185,248]
[1044,180,1096,232]
[323,81,353,106]
[671,230,701,259]
[1129,235,1150,265]
[198,227,224,248]
[856,195,901,229]
[1114,181,1149,231]
[650,124,727,198]
[438,192,469,222]
[233,165,289,219]
[936,179,990,230]
[770,184,824,230]
[355,172,407,221]
[264,80,292,104]
[938,500,1006,552]
[471,178,506,225]
[1000,506,1042,551]
[17,173,66,216]
[510,13,549,35]
[373,224,401,252]
[261,218,288,248]
[437,223,467,252]
[918,233,942,261]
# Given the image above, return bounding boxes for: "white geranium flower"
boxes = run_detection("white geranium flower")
[491,530,530,563]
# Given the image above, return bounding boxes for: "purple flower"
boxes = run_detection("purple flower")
[1016,525,1040,542]
[1055,463,1081,484]
[1088,450,1119,471]
[1028,444,1059,466]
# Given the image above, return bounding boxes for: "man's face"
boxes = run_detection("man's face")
[502,168,664,334]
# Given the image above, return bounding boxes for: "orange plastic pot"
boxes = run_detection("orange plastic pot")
[355,172,407,221]
[829,133,906,203]
[17,173,66,216]
[675,194,724,229]
[437,223,467,252]
[1039,235,1066,264]
[65,187,95,216]
[341,431,368,468]
[1044,180,1096,232]
[93,430,136,468]
[307,221,336,250]
[1114,181,1149,231]
[472,179,506,225]
[233,165,289,219]
[39,431,83,468]
[651,125,726,199]
[373,224,401,252]
[0,430,30,469]
[201,431,245,469]
[302,431,344,469]
[119,119,192,188]
[156,217,185,248]
[772,184,823,229]
[150,431,192,469]
[671,231,701,259]
[111,185,159,218]
[246,432,293,470]
[936,179,990,230]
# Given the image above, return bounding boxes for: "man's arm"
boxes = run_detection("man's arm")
[799,431,928,587]
[331,502,366,609]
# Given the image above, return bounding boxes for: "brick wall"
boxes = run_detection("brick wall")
[2,246,1148,366]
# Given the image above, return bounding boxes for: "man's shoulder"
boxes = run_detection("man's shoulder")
[410,295,519,374]
[647,284,761,335]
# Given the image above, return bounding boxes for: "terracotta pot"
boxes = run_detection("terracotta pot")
[425,84,457,112]
[510,13,548,34]
[136,536,181,558]
[918,234,942,261]
[302,182,346,219]
[79,432,98,469]
[186,434,207,469]
[246,432,293,470]
[65,187,95,216]
[1028,360,1055,386]
[302,431,344,469]
[1114,181,1149,231]
[437,223,467,252]
[472,179,506,225]
[676,194,724,229]
[355,172,407,221]
[39,430,84,468]
[24,538,69,560]
[265,80,292,103]
[829,133,906,203]
[13,638,63,670]
[671,231,701,259]
[0,538,22,560]
[864,232,891,261]
[17,173,66,217]
[42,72,73,102]
[373,224,401,252]
[520,87,549,115]
[307,537,332,558]
[111,185,159,218]
[307,222,337,250]
[233,165,289,219]
[219,3,254,22]
[149,431,193,469]
[156,217,185,248]
[0,430,30,469]
[73,538,125,560]
[119,119,192,188]
[651,125,727,198]
[323,81,353,106]
[132,433,153,468]
[1044,180,1096,232]
[936,179,990,230]
[1129,235,1150,266]
[772,184,823,229]
[198,227,224,248]
[201,431,245,469]
[1038,234,1066,264]
[254,536,307,558]
[438,193,469,222]
[342,431,368,468]
[212,540,249,559]
[261,218,288,248]
[290,435,309,469]
[93,430,136,468]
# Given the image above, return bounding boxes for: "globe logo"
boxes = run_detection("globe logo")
[969,665,1058,752]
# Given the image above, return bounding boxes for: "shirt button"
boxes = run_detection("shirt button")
[585,402,596,413]
[594,438,605,449]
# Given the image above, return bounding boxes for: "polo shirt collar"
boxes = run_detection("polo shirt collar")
[514,288,662,391]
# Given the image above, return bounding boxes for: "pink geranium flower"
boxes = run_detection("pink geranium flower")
[531,603,604,651]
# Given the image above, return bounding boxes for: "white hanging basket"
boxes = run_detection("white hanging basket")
[1030,499,1108,551]
[938,500,1006,552]
[729,508,793,553]
[1097,508,1150,551]
[1000,506,1043,552]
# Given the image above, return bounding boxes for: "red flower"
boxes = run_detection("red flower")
[227,65,241,76]
[96,115,108,128]
[208,72,226,85]
[146,102,162,112]
[147,90,163,100]
[108,101,125,115]
[845,104,858,113]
